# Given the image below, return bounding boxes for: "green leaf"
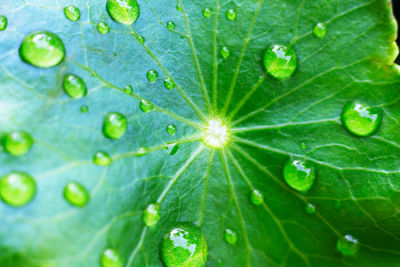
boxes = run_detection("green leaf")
[0,0,399,266]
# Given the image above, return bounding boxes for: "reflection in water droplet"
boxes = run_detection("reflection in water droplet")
[19,31,65,68]
[166,124,177,135]
[93,151,112,166]
[3,130,34,156]
[64,181,90,207]
[341,102,381,137]
[147,69,158,82]
[101,248,122,267]
[102,112,128,140]
[224,229,238,245]
[143,203,160,227]
[263,44,297,80]
[123,85,133,95]
[220,46,230,59]
[313,22,327,38]
[0,172,36,207]
[164,78,176,90]
[139,99,155,113]
[106,0,140,25]
[64,5,81,21]
[226,9,237,21]
[167,21,176,31]
[250,189,264,206]
[305,203,316,214]
[80,105,89,113]
[202,8,212,18]
[97,22,110,34]
[166,143,179,156]
[283,159,316,192]
[161,222,208,267]
[63,74,87,99]
[0,15,8,31]
[337,235,360,256]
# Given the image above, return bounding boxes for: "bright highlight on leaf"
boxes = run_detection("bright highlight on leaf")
[202,119,230,149]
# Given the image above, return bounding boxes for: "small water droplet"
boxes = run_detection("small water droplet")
[80,105,89,113]
[176,4,183,12]
[166,21,175,31]
[19,31,65,68]
[64,181,90,207]
[63,74,87,99]
[102,112,128,140]
[93,151,112,166]
[166,124,177,135]
[123,85,133,95]
[166,143,179,156]
[97,22,110,34]
[3,131,34,156]
[106,0,140,25]
[341,102,381,137]
[263,44,297,80]
[250,189,264,206]
[138,35,145,44]
[300,143,307,150]
[147,69,158,82]
[337,235,360,256]
[164,78,176,90]
[0,172,36,207]
[64,5,81,21]
[313,22,327,38]
[101,248,122,267]
[225,9,237,21]
[161,222,208,267]
[305,203,316,214]
[136,147,149,157]
[0,15,8,31]
[220,46,230,59]
[139,99,155,113]
[202,8,212,18]
[143,203,160,227]
[224,229,238,245]
[283,159,316,192]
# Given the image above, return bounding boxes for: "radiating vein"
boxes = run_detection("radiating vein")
[199,150,215,227]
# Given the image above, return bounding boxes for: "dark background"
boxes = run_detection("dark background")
[394,1,400,62]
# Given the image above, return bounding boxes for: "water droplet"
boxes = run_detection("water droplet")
[220,46,230,59]
[250,189,264,206]
[63,74,87,99]
[305,203,316,214]
[19,31,65,68]
[166,124,177,135]
[313,22,327,38]
[300,143,307,150]
[337,235,360,256]
[341,102,381,137]
[202,8,212,18]
[147,69,158,83]
[176,4,183,12]
[161,222,208,267]
[123,85,133,95]
[0,172,36,207]
[93,151,112,166]
[167,21,175,31]
[136,147,149,157]
[64,5,81,21]
[224,229,238,245]
[0,15,8,31]
[102,112,128,140]
[64,181,90,207]
[101,248,122,267]
[166,143,179,156]
[106,0,140,25]
[225,9,237,21]
[143,203,160,227]
[139,99,155,113]
[263,44,297,80]
[138,35,145,44]
[80,105,89,113]
[97,22,110,34]
[283,159,316,192]
[164,78,175,90]
[3,131,34,156]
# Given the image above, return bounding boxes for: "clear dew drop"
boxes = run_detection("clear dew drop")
[80,105,89,113]
[202,8,212,18]
[263,44,297,80]
[143,203,160,227]
[166,124,177,135]
[147,69,158,82]
[225,9,237,21]
[3,130,34,156]
[102,112,128,140]
[139,99,155,113]
[164,78,176,90]
[167,21,175,31]
[64,5,81,21]
[250,189,264,206]
[0,172,36,207]
[93,151,112,166]
[224,229,238,245]
[166,143,179,156]
[220,46,230,59]
[305,203,316,214]
[161,222,208,267]
[106,0,140,25]
[0,15,8,31]
[64,181,90,207]
[101,248,123,267]
[337,235,360,256]
[19,31,65,68]
[123,85,133,94]
[97,22,110,34]
[341,102,381,137]
[63,74,87,99]
[283,159,316,192]
[313,22,327,38]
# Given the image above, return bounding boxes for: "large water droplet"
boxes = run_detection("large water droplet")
[3,131,34,156]
[101,248,122,267]
[305,203,316,214]
[226,9,237,21]
[97,22,110,34]
[103,112,128,140]
[64,181,90,207]
[147,69,158,82]
[337,235,360,256]
[164,78,176,90]
[313,22,327,38]
[224,229,238,245]
[63,74,87,99]
[0,15,8,31]
[19,31,65,68]
[93,151,112,166]
[161,222,208,267]
[341,102,381,137]
[250,189,264,206]
[202,8,212,18]
[263,44,297,80]
[0,172,36,207]
[166,124,177,135]
[167,21,175,31]
[283,159,316,192]
[220,46,230,59]
[139,99,155,113]
[106,0,140,25]
[64,5,81,21]
[143,203,160,227]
